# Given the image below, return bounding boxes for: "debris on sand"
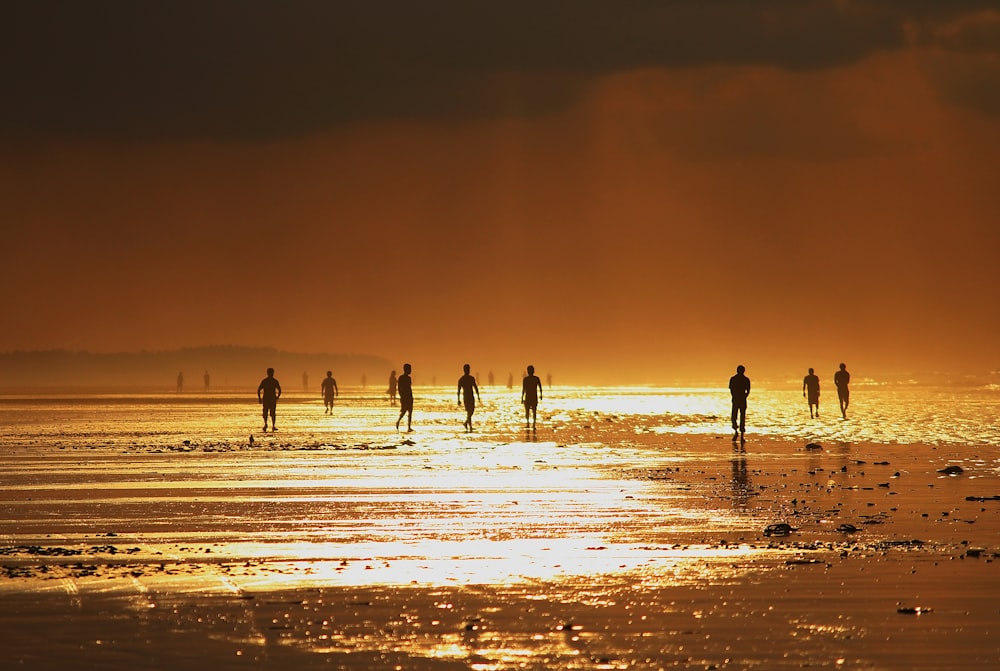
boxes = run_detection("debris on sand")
[764,523,795,536]
[938,465,964,475]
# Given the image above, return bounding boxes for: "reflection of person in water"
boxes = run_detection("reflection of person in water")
[803,368,820,418]
[457,363,481,432]
[395,363,413,432]
[728,365,750,440]
[257,368,282,432]
[731,442,751,509]
[521,365,543,427]
[321,371,339,414]
[835,363,851,419]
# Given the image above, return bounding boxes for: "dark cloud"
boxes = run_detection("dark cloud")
[6,1,992,140]
[925,52,1000,118]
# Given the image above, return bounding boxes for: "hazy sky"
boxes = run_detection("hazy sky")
[3,2,999,384]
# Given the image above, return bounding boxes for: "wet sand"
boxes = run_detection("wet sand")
[1,407,998,669]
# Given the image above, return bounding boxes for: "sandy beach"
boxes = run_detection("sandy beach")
[1,390,998,669]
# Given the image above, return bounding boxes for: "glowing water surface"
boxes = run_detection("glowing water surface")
[1,383,997,594]
[2,386,999,670]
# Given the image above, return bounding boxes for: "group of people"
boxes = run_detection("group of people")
[258,362,851,437]
[394,363,542,432]
[729,363,852,441]
[801,363,851,420]
[255,364,544,433]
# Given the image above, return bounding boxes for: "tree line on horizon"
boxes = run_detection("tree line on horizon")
[0,346,391,391]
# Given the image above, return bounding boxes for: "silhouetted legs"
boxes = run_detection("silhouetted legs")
[396,402,413,432]
[524,402,537,427]
[262,402,277,432]
[731,402,746,439]
[839,391,849,419]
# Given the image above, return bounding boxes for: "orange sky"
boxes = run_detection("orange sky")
[2,3,999,385]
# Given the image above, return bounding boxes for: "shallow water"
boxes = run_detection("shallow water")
[3,383,999,445]
[1,387,998,669]
[1,386,998,582]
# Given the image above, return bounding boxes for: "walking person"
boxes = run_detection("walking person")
[521,365,543,428]
[388,370,398,404]
[395,363,413,431]
[803,368,820,418]
[457,364,481,432]
[321,371,339,414]
[729,365,750,440]
[257,367,282,432]
[835,363,851,419]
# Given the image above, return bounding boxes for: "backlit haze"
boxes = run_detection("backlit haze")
[3,2,999,386]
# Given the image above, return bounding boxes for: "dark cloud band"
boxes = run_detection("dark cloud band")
[2,1,997,139]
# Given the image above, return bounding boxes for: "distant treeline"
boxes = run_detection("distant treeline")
[0,346,392,392]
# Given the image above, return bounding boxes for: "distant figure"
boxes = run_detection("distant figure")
[396,363,413,431]
[302,370,309,391]
[507,372,513,390]
[257,367,282,432]
[321,370,339,414]
[546,372,553,388]
[203,370,210,392]
[176,371,184,393]
[835,363,851,419]
[361,373,367,389]
[728,365,751,440]
[488,371,495,387]
[521,364,543,427]
[388,370,398,403]
[803,368,820,418]
[457,363,482,432]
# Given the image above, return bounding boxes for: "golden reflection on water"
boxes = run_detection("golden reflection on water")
[2,389,999,670]
[209,541,767,591]
[4,388,998,596]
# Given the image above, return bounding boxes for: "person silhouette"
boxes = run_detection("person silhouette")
[388,370,398,404]
[396,363,413,431]
[257,367,282,432]
[521,365,543,427]
[457,363,481,432]
[803,367,820,418]
[176,371,184,393]
[321,370,339,414]
[203,370,210,392]
[834,363,850,419]
[728,365,750,440]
